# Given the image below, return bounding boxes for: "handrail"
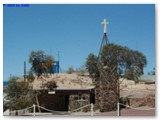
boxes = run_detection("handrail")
[36,105,69,114]
[10,103,94,116]
[119,103,155,110]
[70,104,91,113]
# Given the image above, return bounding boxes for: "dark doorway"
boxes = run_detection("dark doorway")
[90,90,95,104]
[65,95,69,111]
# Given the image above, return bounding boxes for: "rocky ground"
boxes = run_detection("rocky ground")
[120,83,155,106]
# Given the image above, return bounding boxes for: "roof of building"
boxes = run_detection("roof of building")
[32,73,95,90]
[139,75,155,82]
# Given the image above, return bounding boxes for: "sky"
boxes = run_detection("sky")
[3,4,155,81]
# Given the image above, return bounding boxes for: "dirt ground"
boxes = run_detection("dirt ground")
[120,83,155,102]
[95,108,155,116]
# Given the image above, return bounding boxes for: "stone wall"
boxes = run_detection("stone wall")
[95,69,118,112]
[69,93,90,112]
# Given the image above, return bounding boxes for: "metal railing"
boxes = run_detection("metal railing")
[9,103,94,116]
[69,103,94,116]
[117,102,155,116]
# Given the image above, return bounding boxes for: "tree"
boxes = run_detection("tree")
[5,75,43,113]
[101,44,147,83]
[29,50,55,75]
[29,50,46,75]
[5,76,32,111]
[66,67,74,74]
[85,54,99,78]
[45,55,55,74]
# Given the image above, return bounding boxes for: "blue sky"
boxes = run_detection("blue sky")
[3,4,155,81]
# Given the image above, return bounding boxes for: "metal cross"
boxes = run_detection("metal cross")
[101,19,109,34]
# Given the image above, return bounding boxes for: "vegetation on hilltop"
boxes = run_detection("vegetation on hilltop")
[86,43,147,83]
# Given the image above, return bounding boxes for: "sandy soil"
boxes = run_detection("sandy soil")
[120,83,155,98]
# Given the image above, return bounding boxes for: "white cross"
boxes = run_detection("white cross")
[101,19,109,34]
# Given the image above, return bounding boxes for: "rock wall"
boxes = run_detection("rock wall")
[95,69,118,112]
[69,93,90,112]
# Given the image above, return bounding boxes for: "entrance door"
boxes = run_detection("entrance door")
[65,95,69,111]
